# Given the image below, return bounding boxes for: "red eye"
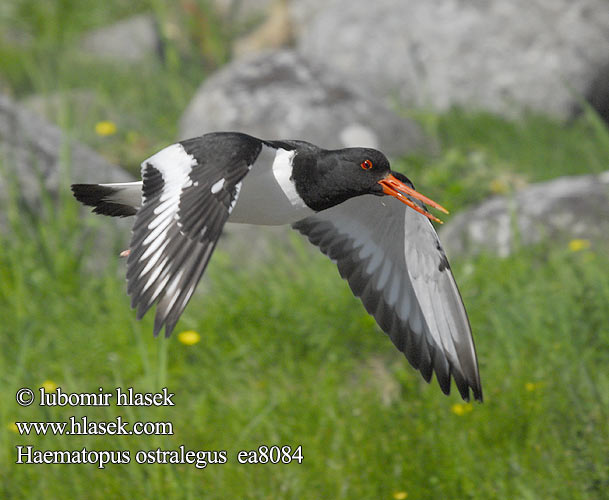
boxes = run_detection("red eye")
[361,159,373,170]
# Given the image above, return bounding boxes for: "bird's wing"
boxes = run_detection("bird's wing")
[293,194,482,401]
[127,136,260,336]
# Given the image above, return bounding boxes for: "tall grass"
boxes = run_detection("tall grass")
[1,169,609,498]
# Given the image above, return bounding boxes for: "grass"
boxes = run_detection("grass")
[2,171,609,499]
[2,2,609,499]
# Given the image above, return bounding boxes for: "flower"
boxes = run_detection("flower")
[393,492,408,499]
[95,121,117,136]
[41,380,58,392]
[178,330,201,346]
[524,381,543,392]
[489,178,509,194]
[7,422,18,433]
[568,239,591,252]
[450,403,473,416]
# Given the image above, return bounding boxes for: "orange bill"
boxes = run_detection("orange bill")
[378,174,449,224]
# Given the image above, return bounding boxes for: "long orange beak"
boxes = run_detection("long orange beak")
[378,174,449,224]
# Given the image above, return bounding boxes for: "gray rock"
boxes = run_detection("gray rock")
[179,50,430,157]
[298,0,609,119]
[0,93,134,263]
[439,171,609,258]
[288,0,339,37]
[581,62,609,124]
[22,89,98,123]
[232,0,293,59]
[218,223,296,270]
[0,94,133,206]
[0,94,294,273]
[81,13,160,63]
[212,0,275,24]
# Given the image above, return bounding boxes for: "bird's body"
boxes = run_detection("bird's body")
[72,132,482,401]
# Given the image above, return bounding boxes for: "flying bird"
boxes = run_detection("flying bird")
[72,132,482,401]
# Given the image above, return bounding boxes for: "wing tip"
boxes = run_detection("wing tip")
[409,348,483,402]
[452,371,483,402]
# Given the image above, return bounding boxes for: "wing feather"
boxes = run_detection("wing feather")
[293,194,482,401]
[126,134,261,336]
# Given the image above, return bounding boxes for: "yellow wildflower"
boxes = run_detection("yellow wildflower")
[41,380,58,392]
[393,492,408,499]
[95,121,117,136]
[178,330,201,346]
[489,178,509,194]
[8,422,18,433]
[450,402,473,416]
[568,239,591,252]
[525,381,543,392]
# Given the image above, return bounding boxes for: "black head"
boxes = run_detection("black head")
[291,146,449,222]
[330,147,393,192]
[291,147,393,211]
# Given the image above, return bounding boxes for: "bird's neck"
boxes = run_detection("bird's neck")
[291,152,357,212]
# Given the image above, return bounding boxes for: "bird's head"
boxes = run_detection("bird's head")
[310,147,448,222]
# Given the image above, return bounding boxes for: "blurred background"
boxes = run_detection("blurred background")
[1,0,609,498]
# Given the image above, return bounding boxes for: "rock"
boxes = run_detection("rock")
[298,0,609,119]
[179,50,430,157]
[439,171,609,258]
[21,89,98,123]
[211,0,275,25]
[218,223,296,270]
[81,14,160,63]
[232,0,293,59]
[0,94,133,206]
[0,94,294,272]
[0,93,134,264]
[288,0,337,37]
[580,62,609,125]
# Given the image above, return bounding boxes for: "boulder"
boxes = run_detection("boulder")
[232,0,293,59]
[0,94,133,207]
[179,50,430,157]
[0,93,134,266]
[439,171,609,258]
[580,62,609,125]
[288,0,337,37]
[81,13,160,63]
[298,0,609,119]
[22,89,98,124]
[211,0,275,24]
[0,94,294,271]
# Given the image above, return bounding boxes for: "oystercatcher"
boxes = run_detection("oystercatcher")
[72,132,482,401]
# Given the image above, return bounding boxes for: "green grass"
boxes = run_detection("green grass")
[2,172,609,499]
[2,1,609,499]
[398,108,609,211]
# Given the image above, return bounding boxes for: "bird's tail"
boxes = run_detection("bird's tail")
[71,182,143,217]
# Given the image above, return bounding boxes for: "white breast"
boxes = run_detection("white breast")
[228,144,315,226]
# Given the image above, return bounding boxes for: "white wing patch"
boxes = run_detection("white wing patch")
[230,146,314,225]
[142,143,196,204]
[271,148,307,209]
[138,143,196,284]
[99,181,143,208]
[211,178,225,194]
[229,181,242,214]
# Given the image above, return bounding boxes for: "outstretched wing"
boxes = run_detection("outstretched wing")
[127,134,261,336]
[293,194,482,401]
